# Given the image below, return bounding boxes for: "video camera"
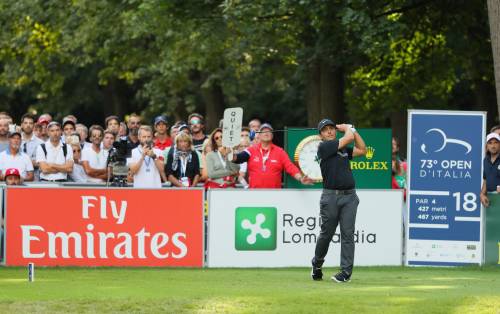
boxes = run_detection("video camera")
[107,137,131,187]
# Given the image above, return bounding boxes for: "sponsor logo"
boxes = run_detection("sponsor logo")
[421,128,471,154]
[6,189,203,267]
[350,161,389,170]
[235,207,277,251]
[365,146,375,160]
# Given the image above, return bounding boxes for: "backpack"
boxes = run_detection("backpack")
[40,143,67,159]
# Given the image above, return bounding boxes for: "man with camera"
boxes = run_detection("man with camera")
[127,125,165,188]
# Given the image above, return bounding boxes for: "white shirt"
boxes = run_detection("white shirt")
[127,147,162,188]
[70,163,88,183]
[0,150,34,179]
[21,134,43,161]
[36,140,73,181]
[81,145,109,183]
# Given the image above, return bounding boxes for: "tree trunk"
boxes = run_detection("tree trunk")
[487,0,500,121]
[306,60,321,127]
[306,58,345,127]
[103,80,124,118]
[322,63,345,123]
[201,77,225,132]
[474,78,497,128]
[172,95,188,124]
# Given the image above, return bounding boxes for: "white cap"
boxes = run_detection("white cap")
[486,132,500,143]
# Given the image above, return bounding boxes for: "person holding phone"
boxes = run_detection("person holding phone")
[127,125,165,188]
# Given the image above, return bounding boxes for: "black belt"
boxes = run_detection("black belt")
[323,189,355,195]
[41,179,66,182]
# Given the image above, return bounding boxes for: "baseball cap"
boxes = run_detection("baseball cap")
[178,124,190,132]
[62,117,76,127]
[317,118,336,133]
[259,123,274,132]
[8,131,21,138]
[37,117,50,125]
[4,168,20,178]
[47,121,61,129]
[154,115,168,126]
[486,132,500,143]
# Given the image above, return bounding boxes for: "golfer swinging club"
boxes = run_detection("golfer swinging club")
[311,119,367,282]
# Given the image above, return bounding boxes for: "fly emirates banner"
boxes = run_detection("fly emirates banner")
[4,187,204,267]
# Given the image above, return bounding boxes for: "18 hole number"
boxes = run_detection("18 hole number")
[452,192,477,212]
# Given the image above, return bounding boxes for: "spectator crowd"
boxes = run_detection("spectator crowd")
[0,111,313,189]
[2,110,498,194]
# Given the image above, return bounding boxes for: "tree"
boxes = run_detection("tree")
[488,0,500,122]
[0,0,496,134]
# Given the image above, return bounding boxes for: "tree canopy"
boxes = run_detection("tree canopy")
[0,0,496,131]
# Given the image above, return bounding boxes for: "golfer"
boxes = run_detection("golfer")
[311,119,366,282]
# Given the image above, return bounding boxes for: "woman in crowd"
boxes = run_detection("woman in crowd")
[392,136,405,162]
[392,153,407,200]
[165,132,200,187]
[199,138,212,182]
[68,135,88,183]
[205,128,240,189]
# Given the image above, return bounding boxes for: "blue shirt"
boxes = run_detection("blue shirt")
[483,154,500,192]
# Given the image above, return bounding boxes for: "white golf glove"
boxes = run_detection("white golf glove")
[346,124,357,133]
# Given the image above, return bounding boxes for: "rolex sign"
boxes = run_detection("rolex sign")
[285,128,392,189]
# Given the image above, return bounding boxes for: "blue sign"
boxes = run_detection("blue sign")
[406,110,485,266]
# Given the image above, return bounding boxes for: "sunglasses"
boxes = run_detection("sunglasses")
[190,119,201,125]
[214,136,222,140]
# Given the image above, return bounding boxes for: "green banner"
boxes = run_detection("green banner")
[284,128,392,189]
[485,193,500,265]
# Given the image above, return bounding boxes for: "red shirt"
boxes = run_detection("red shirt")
[244,143,301,188]
[154,137,173,150]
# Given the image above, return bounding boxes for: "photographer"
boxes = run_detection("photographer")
[127,125,164,188]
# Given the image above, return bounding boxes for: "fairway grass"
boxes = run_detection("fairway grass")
[0,266,499,313]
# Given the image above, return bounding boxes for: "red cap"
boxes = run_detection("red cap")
[37,117,50,125]
[4,168,20,178]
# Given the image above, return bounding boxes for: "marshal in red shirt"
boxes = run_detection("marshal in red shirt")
[235,143,301,188]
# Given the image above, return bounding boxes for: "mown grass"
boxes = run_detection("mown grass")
[0,266,499,313]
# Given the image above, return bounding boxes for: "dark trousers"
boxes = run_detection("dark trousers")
[314,189,359,274]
